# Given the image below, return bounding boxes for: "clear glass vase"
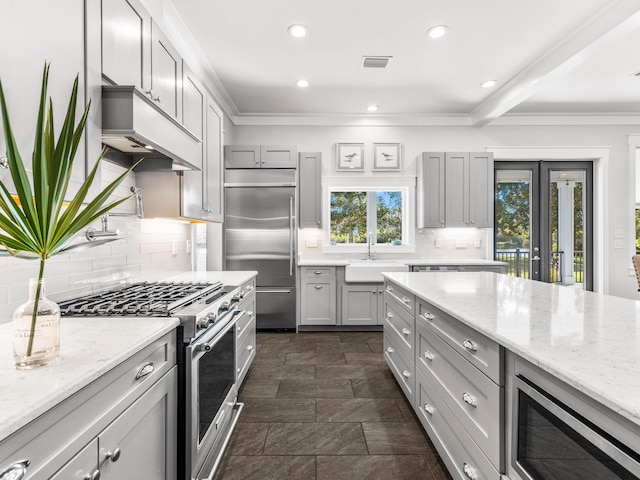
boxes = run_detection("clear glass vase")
[13,278,61,369]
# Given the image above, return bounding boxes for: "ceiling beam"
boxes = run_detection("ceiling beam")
[471,0,640,127]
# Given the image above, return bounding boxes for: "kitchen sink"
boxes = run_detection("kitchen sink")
[344,261,408,283]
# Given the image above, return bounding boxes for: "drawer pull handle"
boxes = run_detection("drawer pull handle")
[247,310,254,317]
[0,460,30,480]
[402,370,410,378]
[386,312,393,319]
[423,312,434,321]
[105,448,121,462]
[83,470,101,480]
[386,347,394,353]
[424,404,434,415]
[386,286,393,292]
[314,285,323,289]
[401,296,411,304]
[462,339,478,352]
[463,463,478,480]
[135,362,154,380]
[424,351,434,361]
[314,270,322,275]
[462,392,478,408]
[247,284,254,291]
[247,345,254,351]
[401,328,411,336]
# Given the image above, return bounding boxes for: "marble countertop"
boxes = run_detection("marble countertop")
[383,271,640,426]
[298,258,505,267]
[0,316,179,441]
[138,270,258,286]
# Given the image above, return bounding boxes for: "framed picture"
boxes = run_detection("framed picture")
[336,143,365,171]
[373,143,402,171]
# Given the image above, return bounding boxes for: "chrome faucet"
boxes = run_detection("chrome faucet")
[366,231,375,260]
[86,187,144,241]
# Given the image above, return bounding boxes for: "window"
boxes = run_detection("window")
[329,189,405,246]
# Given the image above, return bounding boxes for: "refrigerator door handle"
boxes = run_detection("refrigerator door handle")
[289,196,294,276]
[257,289,293,294]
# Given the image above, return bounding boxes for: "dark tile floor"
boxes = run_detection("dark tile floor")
[214,331,453,480]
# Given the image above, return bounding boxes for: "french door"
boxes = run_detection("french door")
[494,161,593,290]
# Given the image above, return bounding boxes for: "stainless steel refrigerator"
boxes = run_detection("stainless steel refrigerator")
[223,168,296,330]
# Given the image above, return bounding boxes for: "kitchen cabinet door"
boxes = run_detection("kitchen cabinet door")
[204,98,224,222]
[300,267,336,325]
[182,62,205,163]
[101,0,151,92]
[50,439,98,480]
[224,145,261,168]
[342,284,379,326]
[98,367,177,480]
[417,153,445,228]
[0,0,91,198]
[299,152,322,228]
[469,152,494,227]
[444,152,470,228]
[150,21,182,120]
[260,145,297,168]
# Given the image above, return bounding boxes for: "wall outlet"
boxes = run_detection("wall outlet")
[455,240,467,248]
[172,240,178,255]
[614,239,623,249]
[305,238,318,248]
[474,239,481,248]
[186,240,192,254]
[435,238,441,248]
[614,229,623,239]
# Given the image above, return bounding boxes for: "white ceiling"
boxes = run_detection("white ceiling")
[169,0,640,125]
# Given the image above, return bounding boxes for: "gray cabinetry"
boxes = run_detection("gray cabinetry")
[150,21,182,120]
[203,97,224,222]
[182,62,205,165]
[418,152,494,228]
[299,152,322,228]
[0,332,177,480]
[300,267,336,326]
[236,277,257,386]
[224,145,297,168]
[341,284,381,326]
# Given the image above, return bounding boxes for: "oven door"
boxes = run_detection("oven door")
[186,309,246,479]
[512,375,640,480]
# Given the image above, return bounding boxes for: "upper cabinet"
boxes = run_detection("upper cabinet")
[299,152,322,228]
[101,0,151,92]
[150,21,182,120]
[181,62,205,169]
[224,145,297,168]
[204,97,224,222]
[418,152,494,228]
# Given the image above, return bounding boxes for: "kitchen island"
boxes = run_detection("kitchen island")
[383,271,640,480]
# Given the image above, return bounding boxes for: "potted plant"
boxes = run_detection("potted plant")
[0,64,135,369]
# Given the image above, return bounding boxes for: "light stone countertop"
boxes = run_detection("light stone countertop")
[383,271,640,427]
[0,316,179,441]
[298,258,506,267]
[138,270,258,286]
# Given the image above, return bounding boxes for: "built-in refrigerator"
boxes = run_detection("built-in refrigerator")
[223,168,297,330]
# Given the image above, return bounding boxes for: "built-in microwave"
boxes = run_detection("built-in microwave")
[507,355,640,480]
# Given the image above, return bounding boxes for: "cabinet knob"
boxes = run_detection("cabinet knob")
[462,339,478,352]
[386,286,393,292]
[247,345,253,351]
[401,328,411,336]
[145,89,154,97]
[463,463,478,480]
[422,312,435,321]
[135,362,154,380]
[402,296,411,304]
[247,311,254,317]
[386,347,394,354]
[462,392,478,408]
[314,285,323,290]
[424,351,434,361]
[83,470,101,480]
[386,312,393,319]
[154,95,162,103]
[401,370,410,378]
[105,448,121,463]
[424,404,434,415]
[314,270,322,275]
[0,460,30,480]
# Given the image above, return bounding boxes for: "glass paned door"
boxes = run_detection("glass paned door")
[495,161,593,291]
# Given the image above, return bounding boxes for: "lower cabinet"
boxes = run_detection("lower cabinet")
[0,332,177,480]
[341,284,384,326]
[236,281,256,386]
[300,267,337,325]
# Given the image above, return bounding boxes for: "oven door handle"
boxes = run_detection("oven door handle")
[195,310,246,353]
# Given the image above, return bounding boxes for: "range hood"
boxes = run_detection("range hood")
[101,85,201,171]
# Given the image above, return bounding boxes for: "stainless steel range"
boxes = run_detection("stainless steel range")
[59,281,246,480]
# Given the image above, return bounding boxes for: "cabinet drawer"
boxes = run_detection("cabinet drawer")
[383,329,414,403]
[302,266,334,278]
[415,370,500,480]
[417,300,502,384]
[384,281,415,314]
[416,321,502,467]
[383,299,415,353]
[237,298,256,342]
[239,278,256,299]
[237,318,256,386]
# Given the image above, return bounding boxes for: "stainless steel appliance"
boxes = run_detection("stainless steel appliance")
[59,281,246,480]
[508,358,640,480]
[224,168,296,330]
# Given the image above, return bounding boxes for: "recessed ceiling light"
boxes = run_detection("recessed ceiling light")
[427,25,448,39]
[288,24,308,38]
[480,80,498,88]
[367,105,379,112]
[296,79,309,88]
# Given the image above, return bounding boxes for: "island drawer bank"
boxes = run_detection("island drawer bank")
[382,271,640,480]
